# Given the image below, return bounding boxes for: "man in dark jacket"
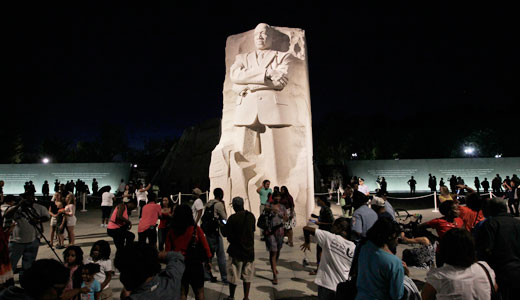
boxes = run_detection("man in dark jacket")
[476,197,520,300]
[221,197,256,300]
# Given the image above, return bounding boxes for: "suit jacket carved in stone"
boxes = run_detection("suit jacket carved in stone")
[230,50,293,127]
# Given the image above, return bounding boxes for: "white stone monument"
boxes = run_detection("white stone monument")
[209,23,314,222]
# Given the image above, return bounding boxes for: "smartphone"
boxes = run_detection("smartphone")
[221,219,227,225]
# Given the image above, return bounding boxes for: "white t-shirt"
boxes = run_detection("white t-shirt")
[101,192,115,207]
[84,257,113,290]
[192,198,204,225]
[136,190,148,202]
[358,184,370,195]
[426,261,495,300]
[314,229,356,291]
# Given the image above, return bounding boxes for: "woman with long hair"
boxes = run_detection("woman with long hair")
[165,204,211,300]
[64,194,77,245]
[158,196,175,251]
[264,191,288,285]
[280,186,295,247]
[439,186,453,203]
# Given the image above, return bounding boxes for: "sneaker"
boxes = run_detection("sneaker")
[100,224,105,227]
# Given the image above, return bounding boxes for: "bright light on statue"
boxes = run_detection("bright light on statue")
[133,164,138,168]
[351,153,358,158]
[495,154,502,158]
[42,158,50,164]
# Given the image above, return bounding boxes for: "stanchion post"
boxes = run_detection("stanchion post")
[178,192,182,205]
[489,192,492,199]
[432,191,439,212]
[81,192,87,212]
[337,189,340,205]
[206,190,209,202]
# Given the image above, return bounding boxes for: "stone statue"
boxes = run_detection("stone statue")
[210,23,314,222]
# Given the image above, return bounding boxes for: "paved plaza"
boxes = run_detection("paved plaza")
[15,201,440,300]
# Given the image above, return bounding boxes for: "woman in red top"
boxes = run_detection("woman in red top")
[165,204,211,300]
[107,199,137,252]
[419,200,463,267]
[456,185,485,231]
[158,196,175,251]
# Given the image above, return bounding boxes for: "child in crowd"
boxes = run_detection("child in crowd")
[84,240,113,300]
[81,263,101,300]
[63,246,84,294]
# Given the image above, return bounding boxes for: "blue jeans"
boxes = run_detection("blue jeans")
[205,233,227,281]
[9,239,40,276]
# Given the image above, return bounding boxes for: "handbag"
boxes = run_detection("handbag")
[257,211,270,230]
[185,226,208,263]
[477,262,501,300]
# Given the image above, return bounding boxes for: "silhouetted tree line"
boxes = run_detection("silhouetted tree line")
[313,108,518,166]
[0,122,176,174]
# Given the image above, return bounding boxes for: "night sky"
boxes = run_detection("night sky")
[8,2,516,148]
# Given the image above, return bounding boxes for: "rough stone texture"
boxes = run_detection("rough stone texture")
[209,24,314,222]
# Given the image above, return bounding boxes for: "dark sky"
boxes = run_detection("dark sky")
[8,2,516,147]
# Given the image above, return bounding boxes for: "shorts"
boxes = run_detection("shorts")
[101,206,112,219]
[181,260,205,291]
[227,257,254,285]
[50,217,57,227]
[66,216,77,226]
[100,286,112,300]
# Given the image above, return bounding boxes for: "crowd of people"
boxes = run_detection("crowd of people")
[0,172,519,300]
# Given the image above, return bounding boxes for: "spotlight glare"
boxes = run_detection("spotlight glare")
[42,158,50,164]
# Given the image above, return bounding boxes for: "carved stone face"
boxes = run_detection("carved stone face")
[254,23,272,50]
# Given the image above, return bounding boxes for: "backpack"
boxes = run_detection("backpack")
[201,202,220,234]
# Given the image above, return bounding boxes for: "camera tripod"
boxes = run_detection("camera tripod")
[19,203,63,263]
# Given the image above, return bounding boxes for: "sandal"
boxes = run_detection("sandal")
[309,269,318,275]
[272,278,278,285]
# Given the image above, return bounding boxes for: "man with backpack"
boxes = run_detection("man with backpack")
[221,197,256,300]
[201,188,228,283]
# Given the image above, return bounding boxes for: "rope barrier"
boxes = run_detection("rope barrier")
[386,193,436,200]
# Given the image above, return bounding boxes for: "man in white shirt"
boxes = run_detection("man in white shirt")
[301,217,356,300]
[191,188,204,226]
[101,187,116,227]
[358,178,370,196]
[135,182,151,218]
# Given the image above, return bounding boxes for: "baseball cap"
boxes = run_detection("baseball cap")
[371,196,386,207]
[192,188,202,196]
